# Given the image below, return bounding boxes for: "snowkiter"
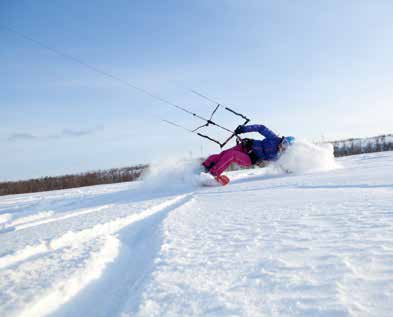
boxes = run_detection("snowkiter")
[202,124,295,185]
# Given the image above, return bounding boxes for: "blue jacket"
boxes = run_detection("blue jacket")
[240,125,282,162]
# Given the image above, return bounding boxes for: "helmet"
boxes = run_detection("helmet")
[282,136,295,146]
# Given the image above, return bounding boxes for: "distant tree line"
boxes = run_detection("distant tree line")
[331,134,393,157]
[0,165,148,196]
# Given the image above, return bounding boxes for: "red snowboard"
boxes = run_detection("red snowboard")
[215,175,230,186]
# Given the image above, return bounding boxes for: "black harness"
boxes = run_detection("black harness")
[240,138,259,164]
[241,137,286,164]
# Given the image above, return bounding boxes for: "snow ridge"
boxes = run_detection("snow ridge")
[0,195,189,270]
[18,236,120,317]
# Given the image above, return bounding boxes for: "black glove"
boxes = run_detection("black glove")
[241,138,253,150]
[234,125,244,134]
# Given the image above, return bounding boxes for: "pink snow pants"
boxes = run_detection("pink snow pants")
[203,144,252,176]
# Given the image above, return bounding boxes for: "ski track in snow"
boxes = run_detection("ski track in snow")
[0,189,193,317]
[1,151,393,316]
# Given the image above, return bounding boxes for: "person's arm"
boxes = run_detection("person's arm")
[238,124,279,139]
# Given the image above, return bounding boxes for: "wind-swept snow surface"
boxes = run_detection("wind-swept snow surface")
[1,151,393,317]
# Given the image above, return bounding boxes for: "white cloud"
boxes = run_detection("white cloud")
[8,126,104,142]
[8,133,37,142]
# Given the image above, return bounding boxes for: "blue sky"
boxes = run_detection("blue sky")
[1,1,393,181]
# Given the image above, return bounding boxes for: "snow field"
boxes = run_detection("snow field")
[0,148,393,317]
[134,186,393,316]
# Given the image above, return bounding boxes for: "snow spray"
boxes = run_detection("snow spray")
[273,140,340,174]
[138,158,201,193]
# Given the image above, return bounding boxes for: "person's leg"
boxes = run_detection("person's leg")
[202,144,242,169]
[202,153,221,170]
[208,147,251,176]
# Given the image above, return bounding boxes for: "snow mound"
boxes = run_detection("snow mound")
[0,214,12,225]
[273,140,339,174]
[139,158,201,193]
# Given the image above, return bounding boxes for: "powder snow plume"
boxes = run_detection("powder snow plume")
[273,140,339,174]
[139,140,338,192]
[139,158,201,193]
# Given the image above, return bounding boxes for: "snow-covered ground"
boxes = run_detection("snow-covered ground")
[1,150,393,317]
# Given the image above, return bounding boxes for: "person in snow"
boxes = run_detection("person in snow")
[202,124,295,184]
